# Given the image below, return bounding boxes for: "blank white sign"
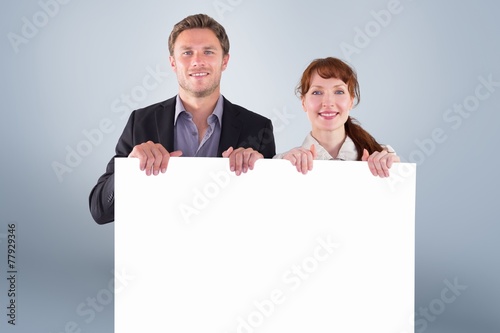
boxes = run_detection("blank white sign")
[115,157,416,333]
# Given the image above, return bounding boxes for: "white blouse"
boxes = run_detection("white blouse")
[273,132,394,161]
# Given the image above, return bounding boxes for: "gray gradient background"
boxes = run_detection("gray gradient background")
[1,0,499,332]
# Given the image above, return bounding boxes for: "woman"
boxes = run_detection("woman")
[273,57,400,177]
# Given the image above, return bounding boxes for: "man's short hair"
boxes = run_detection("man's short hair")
[168,13,230,56]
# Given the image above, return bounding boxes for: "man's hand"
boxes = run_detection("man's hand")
[282,144,317,174]
[361,149,400,178]
[128,141,182,176]
[222,147,263,176]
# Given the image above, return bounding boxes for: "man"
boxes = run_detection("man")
[89,14,275,224]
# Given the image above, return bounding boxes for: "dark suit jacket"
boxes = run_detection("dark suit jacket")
[89,96,276,224]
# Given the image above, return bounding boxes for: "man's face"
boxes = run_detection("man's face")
[169,28,229,98]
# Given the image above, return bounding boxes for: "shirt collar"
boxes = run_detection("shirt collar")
[302,132,358,161]
[174,95,224,126]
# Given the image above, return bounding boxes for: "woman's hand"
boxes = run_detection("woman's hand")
[362,149,400,177]
[282,144,317,174]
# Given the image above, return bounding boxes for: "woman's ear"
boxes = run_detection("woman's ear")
[301,96,307,112]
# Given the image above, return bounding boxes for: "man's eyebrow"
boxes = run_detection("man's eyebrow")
[177,45,218,50]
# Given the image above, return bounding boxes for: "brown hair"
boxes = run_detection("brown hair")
[296,57,384,160]
[168,13,230,56]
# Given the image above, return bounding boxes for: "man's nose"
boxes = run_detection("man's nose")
[191,53,206,66]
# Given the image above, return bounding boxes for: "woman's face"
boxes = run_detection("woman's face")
[302,72,354,133]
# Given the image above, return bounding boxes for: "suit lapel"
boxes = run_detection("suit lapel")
[218,97,242,156]
[155,97,176,152]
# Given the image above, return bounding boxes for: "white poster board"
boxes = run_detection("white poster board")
[115,157,416,333]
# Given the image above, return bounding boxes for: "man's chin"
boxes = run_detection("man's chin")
[192,87,219,98]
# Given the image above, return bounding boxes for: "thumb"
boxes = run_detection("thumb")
[222,146,234,158]
[170,150,183,157]
[361,149,369,161]
[310,144,318,159]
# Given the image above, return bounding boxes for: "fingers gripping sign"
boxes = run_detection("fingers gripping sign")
[362,149,400,178]
[283,144,317,174]
[222,147,264,176]
[128,141,183,176]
